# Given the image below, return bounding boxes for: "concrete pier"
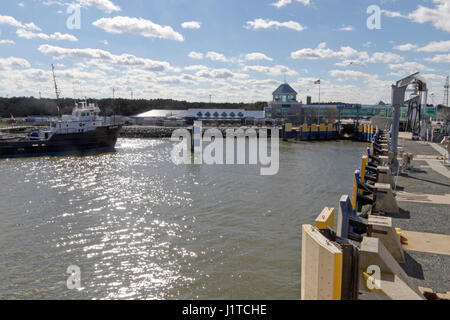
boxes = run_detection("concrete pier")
[120,125,280,139]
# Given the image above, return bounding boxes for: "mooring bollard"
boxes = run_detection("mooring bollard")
[283,123,293,140]
[319,123,326,140]
[358,124,363,141]
[327,123,335,139]
[310,124,318,140]
[301,124,310,141]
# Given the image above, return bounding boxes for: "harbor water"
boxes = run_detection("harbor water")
[0,138,367,299]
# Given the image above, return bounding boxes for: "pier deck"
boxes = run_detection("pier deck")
[391,136,450,293]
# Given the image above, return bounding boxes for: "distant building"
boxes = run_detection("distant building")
[265,83,302,121]
[135,108,264,120]
[131,108,266,125]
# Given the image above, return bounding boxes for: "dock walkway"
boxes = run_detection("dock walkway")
[393,137,450,293]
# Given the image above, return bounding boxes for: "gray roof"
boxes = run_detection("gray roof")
[272,83,297,96]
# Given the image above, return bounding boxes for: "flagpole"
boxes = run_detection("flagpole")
[319,82,321,103]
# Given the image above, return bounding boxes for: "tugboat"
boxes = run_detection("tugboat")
[0,64,121,158]
[0,101,122,158]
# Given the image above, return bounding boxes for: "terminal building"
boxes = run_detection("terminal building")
[264,83,302,122]
[132,108,266,126]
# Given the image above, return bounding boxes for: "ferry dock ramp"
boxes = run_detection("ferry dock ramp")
[300,73,449,300]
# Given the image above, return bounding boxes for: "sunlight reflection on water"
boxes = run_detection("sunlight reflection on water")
[0,138,367,299]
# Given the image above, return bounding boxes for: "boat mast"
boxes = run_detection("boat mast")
[51,64,61,116]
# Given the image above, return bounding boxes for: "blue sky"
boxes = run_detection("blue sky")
[0,0,449,104]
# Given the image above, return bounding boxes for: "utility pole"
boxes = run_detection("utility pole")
[444,76,449,107]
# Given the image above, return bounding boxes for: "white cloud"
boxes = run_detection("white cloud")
[205,51,228,62]
[393,43,418,51]
[245,18,306,32]
[417,40,450,52]
[101,40,109,45]
[363,41,375,48]
[188,51,203,60]
[291,43,404,66]
[245,53,273,61]
[388,62,435,74]
[408,0,450,33]
[195,68,247,79]
[75,0,121,13]
[381,10,407,19]
[92,16,184,42]
[184,65,208,71]
[368,52,404,63]
[243,65,298,76]
[0,40,15,45]
[0,57,30,70]
[339,25,354,31]
[329,69,377,81]
[181,21,202,29]
[16,29,78,42]
[422,73,447,83]
[425,54,450,63]
[0,15,41,31]
[271,0,310,8]
[384,0,450,33]
[38,44,177,72]
[291,42,368,60]
[334,60,366,67]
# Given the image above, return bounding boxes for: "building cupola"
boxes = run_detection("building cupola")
[272,83,298,103]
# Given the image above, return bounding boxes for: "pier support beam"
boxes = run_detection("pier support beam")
[337,195,352,239]
[368,215,405,263]
[359,237,424,300]
[315,207,335,230]
[301,224,343,300]
[377,166,395,189]
[373,183,399,214]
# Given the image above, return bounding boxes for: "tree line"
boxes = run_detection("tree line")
[0,97,269,118]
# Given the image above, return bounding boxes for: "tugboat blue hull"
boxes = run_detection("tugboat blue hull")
[0,125,121,158]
